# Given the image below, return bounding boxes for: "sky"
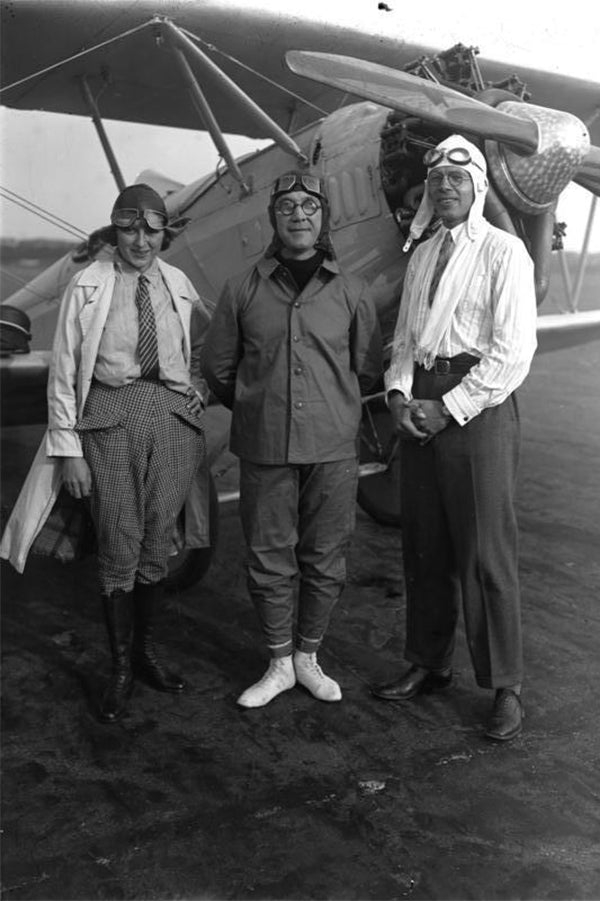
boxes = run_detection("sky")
[1,0,599,250]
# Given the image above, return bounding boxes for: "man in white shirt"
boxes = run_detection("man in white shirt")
[372,135,537,742]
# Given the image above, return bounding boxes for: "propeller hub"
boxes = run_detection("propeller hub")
[485,102,590,214]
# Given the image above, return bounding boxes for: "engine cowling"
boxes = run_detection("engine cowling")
[485,102,590,214]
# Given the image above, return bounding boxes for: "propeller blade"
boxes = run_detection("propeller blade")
[573,145,600,196]
[286,51,539,154]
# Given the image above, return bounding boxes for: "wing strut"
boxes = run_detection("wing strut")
[168,43,251,195]
[161,19,308,173]
[558,195,598,312]
[80,76,126,192]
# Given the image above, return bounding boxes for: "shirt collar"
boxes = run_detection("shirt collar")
[114,252,161,285]
[448,221,467,241]
[257,253,340,279]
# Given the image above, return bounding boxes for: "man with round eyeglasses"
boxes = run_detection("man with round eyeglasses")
[202,170,382,708]
[2,184,211,723]
[372,135,537,742]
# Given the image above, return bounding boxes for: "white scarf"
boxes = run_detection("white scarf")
[408,219,491,369]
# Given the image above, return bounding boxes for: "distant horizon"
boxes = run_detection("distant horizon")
[1,235,78,245]
[2,234,599,258]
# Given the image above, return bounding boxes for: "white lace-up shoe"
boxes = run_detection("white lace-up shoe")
[237,656,296,708]
[293,651,342,702]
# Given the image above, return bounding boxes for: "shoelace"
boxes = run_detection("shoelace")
[261,661,290,680]
[299,659,326,680]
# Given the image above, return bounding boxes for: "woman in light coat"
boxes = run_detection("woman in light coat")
[2,184,209,724]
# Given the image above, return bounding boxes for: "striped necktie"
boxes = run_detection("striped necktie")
[135,274,159,379]
[428,231,454,307]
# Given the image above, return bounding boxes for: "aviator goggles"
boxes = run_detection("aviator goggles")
[271,173,324,197]
[274,197,322,217]
[111,208,168,230]
[423,146,485,171]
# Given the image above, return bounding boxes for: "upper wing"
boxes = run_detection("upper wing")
[1,0,599,142]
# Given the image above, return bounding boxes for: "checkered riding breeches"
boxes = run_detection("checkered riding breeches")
[77,379,205,593]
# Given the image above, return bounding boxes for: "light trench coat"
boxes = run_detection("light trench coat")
[1,257,211,573]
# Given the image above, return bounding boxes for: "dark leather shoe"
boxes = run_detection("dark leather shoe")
[132,581,185,693]
[485,689,524,741]
[98,666,134,723]
[371,665,452,701]
[132,656,186,693]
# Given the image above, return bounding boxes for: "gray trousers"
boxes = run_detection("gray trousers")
[239,459,359,657]
[78,380,204,593]
[400,366,523,689]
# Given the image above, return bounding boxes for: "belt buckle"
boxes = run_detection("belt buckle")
[435,358,451,375]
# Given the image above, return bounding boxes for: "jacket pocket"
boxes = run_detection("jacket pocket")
[171,407,205,434]
[75,411,126,432]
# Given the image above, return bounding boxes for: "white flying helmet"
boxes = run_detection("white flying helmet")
[404,134,489,250]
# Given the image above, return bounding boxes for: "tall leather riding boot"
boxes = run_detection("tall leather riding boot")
[99,589,134,723]
[132,581,185,693]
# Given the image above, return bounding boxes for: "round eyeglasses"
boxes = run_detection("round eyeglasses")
[427,170,471,189]
[274,197,322,217]
[111,208,168,231]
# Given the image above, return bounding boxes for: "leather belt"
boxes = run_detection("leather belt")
[430,353,479,375]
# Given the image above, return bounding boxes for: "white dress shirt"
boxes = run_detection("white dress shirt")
[384,220,538,424]
[94,257,190,393]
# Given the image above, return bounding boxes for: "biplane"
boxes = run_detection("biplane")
[1,0,599,587]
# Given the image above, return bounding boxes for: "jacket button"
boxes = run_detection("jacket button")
[295,401,304,409]
[293,302,301,308]
[294,367,303,375]
[292,335,300,342]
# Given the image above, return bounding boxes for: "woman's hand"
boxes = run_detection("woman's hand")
[185,387,204,418]
[62,457,92,499]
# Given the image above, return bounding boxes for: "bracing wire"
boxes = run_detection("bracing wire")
[178,25,328,118]
[0,20,152,94]
[1,12,330,251]
[1,14,327,123]
[0,187,88,241]
[1,13,327,126]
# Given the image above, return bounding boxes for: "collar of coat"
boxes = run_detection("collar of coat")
[72,256,194,299]
[257,254,340,280]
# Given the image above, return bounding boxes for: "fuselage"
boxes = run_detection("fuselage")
[5,102,409,354]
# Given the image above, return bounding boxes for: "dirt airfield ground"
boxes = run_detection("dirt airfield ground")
[2,334,600,901]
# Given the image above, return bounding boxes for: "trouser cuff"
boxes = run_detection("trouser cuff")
[296,633,322,653]
[405,652,453,672]
[268,640,293,659]
[476,673,524,690]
